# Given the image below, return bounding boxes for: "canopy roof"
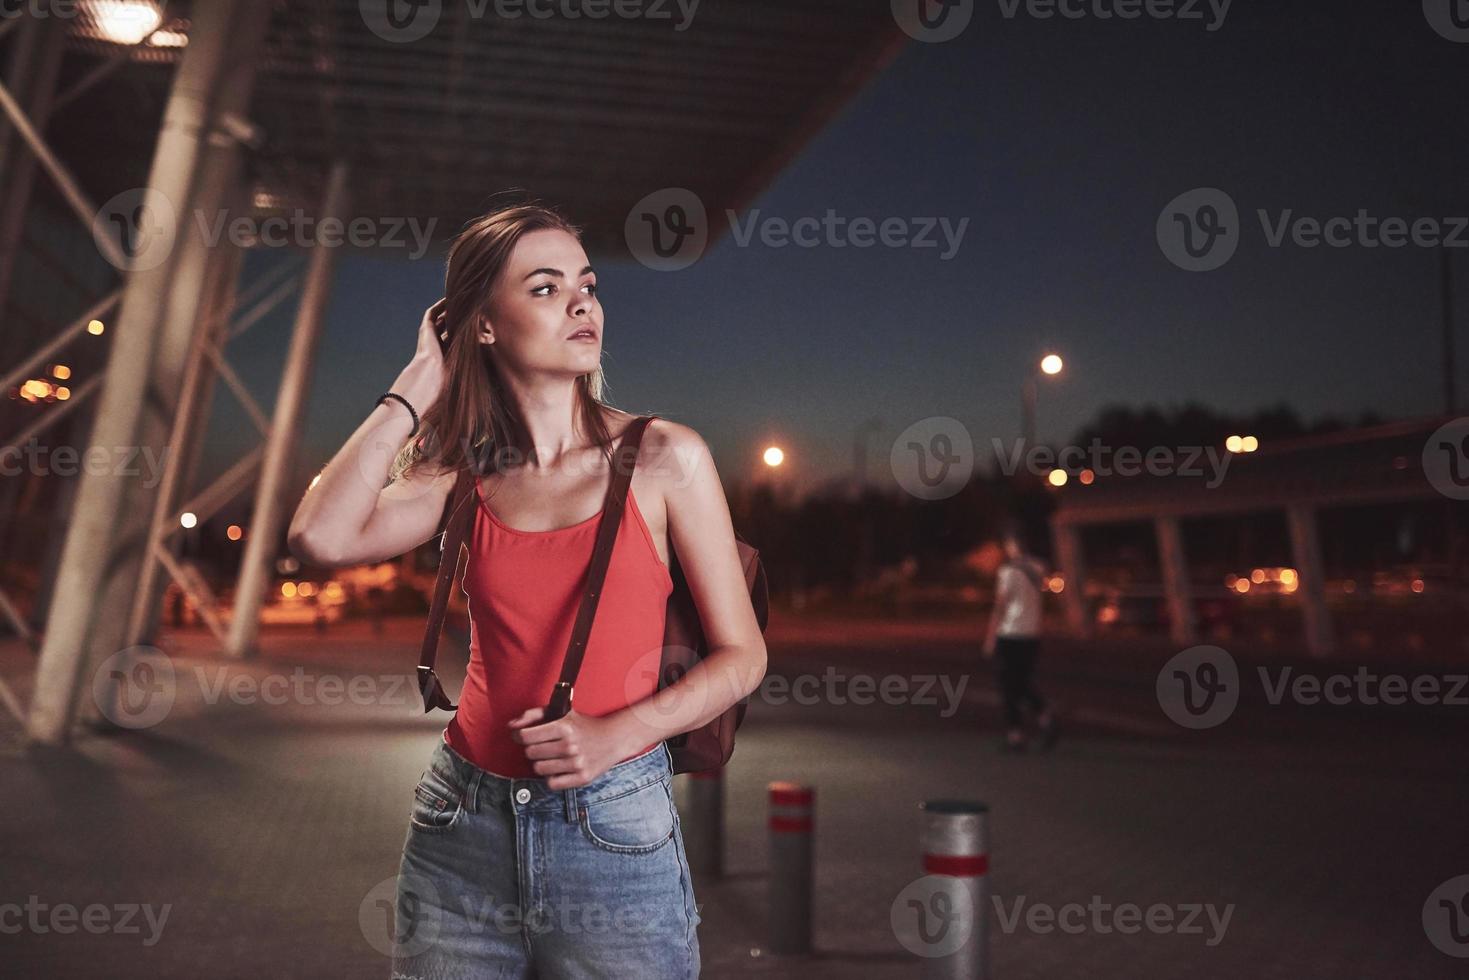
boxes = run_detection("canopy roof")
[59,0,908,255]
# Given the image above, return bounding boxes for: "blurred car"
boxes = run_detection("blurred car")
[1093,584,1236,631]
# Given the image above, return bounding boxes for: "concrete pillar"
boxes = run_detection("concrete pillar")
[767,781,815,954]
[26,0,265,746]
[226,161,351,660]
[1155,516,1197,647]
[1050,519,1089,638]
[918,799,990,979]
[83,5,271,689]
[1287,503,1336,657]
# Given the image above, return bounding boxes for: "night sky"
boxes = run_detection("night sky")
[208,2,1469,500]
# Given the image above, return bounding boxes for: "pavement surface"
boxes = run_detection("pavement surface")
[1,611,1466,978]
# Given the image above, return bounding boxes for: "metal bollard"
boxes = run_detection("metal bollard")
[675,767,724,876]
[919,799,989,980]
[767,781,814,954]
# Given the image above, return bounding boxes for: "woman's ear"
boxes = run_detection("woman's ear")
[478,315,495,345]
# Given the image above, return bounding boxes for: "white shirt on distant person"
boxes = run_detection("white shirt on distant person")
[994,556,1046,638]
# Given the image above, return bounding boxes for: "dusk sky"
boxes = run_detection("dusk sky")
[209,2,1469,498]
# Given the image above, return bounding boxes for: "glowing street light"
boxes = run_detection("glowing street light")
[762,446,785,467]
[1225,434,1260,454]
[92,1,163,46]
[1022,352,1066,449]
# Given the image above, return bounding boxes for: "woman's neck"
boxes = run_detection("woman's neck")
[500,377,597,472]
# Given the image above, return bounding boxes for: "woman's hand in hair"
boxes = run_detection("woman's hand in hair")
[508,705,646,790]
[390,298,449,410]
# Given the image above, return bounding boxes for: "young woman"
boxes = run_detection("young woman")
[286,199,767,978]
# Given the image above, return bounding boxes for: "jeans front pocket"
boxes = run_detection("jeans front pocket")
[409,766,465,835]
[579,776,676,854]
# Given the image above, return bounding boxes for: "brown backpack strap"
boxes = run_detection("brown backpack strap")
[543,415,657,721]
[417,466,476,712]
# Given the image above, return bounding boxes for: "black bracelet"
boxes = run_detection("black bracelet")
[377,391,419,438]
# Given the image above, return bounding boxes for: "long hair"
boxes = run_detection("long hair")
[392,194,615,485]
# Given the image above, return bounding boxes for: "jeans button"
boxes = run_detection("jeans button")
[515,787,531,805]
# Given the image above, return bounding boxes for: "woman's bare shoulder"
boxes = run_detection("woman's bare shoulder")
[636,418,720,514]
[625,415,703,472]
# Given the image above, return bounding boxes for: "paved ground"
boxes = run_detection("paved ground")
[1,612,1465,978]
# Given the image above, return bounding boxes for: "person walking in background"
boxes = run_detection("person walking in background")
[982,521,1058,752]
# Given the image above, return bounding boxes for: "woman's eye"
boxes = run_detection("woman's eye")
[530,282,596,297]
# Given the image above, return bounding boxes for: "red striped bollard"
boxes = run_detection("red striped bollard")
[918,799,988,979]
[675,767,724,876]
[767,781,814,954]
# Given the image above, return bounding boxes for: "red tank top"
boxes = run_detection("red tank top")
[443,475,673,777]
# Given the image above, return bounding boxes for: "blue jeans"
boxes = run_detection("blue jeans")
[391,737,702,979]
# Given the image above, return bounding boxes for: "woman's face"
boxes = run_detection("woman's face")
[481,227,601,379]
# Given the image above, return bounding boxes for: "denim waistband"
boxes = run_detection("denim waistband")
[428,735,671,815]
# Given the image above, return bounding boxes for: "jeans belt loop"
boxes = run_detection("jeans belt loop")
[466,770,481,814]
[563,787,577,823]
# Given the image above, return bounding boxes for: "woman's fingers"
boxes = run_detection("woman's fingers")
[417,298,449,352]
[531,757,580,778]
[508,706,545,728]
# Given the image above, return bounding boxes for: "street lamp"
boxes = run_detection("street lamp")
[1022,353,1064,448]
[760,444,788,505]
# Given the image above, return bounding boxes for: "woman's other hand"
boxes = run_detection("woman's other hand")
[509,706,644,790]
